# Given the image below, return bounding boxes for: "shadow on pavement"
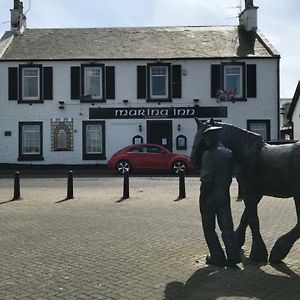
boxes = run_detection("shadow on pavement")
[164,256,300,300]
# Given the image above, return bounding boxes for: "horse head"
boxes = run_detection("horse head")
[190,118,217,168]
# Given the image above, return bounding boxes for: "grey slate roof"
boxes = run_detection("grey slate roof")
[0,26,279,61]
[287,81,300,120]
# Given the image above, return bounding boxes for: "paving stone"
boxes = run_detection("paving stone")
[0,176,299,299]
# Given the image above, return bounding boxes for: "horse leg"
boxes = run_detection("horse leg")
[244,195,268,262]
[269,198,300,263]
[235,209,248,248]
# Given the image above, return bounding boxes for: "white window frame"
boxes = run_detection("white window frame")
[83,66,102,100]
[22,67,40,101]
[85,124,103,154]
[150,66,168,99]
[22,124,41,155]
[223,65,243,98]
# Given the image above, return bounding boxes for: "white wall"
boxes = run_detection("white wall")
[0,58,279,165]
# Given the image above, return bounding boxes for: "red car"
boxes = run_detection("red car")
[107,144,193,174]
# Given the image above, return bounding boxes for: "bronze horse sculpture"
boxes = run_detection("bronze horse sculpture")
[191,118,300,263]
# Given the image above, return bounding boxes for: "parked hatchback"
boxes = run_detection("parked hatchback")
[107,144,193,174]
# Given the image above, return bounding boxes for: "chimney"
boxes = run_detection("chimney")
[10,0,26,34]
[239,0,258,32]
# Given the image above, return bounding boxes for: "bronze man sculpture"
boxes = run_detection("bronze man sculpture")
[191,118,300,263]
[199,126,241,267]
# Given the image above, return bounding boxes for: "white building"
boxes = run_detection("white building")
[0,0,280,166]
[287,81,300,140]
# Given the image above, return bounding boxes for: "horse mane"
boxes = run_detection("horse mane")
[215,121,264,166]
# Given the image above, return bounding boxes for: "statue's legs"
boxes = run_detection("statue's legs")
[235,209,248,248]
[217,207,241,265]
[269,198,300,263]
[201,211,226,267]
[244,194,268,262]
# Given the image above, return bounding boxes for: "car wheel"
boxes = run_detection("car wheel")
[172,161,186,174]
[117,160,131,174]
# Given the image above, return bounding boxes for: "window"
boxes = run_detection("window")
[82,121,106,160]
[19,122,43,161]
[8,65,53,102]
[224,65,242,98]
[132,135,143,144]
[211,63,257,101]
[22,68,40,100]
[247,120,270,140]
[84,67,102,99]
[71,64,115,102]
[176,135,187,150]
[150,66,168,99]
[137,64,181,102]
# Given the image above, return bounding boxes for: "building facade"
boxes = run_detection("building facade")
[287,81,300,140]
[0,1,280,166]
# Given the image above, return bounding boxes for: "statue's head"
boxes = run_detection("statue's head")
[190,118,217,168]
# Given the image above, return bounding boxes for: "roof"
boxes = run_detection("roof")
[0,26,280,61]
[287,81,300,120]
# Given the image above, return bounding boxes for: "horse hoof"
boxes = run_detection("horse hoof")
[249,241,268,263]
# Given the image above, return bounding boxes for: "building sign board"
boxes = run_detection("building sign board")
[89,106,227,119]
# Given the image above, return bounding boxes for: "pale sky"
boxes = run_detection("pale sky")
[0,0,299,98]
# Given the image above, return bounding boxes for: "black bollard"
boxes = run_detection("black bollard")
[122,171,130,199]
[13,171,21,200]
[66,170,74,199]
[178,170,186,199]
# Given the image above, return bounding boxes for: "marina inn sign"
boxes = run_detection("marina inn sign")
[89,106,227,119]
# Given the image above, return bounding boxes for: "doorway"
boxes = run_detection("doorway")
[147,120,172,151]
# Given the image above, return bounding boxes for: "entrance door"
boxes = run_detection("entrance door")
[147,120,172,152]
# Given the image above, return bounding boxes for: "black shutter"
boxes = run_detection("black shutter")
[43,67,53,100]
[71,66,80,99]
[106,66,115,99]
[172,65,182,98]
[8,67,18,100]
[137,66,146,99]
[247,64,257,98]
[211,65,221,98]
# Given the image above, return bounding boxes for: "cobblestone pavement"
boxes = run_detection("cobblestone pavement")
[0,176,299,300]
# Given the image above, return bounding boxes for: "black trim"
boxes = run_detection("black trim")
[211,65,221,98]
[18,121,44,161]
[82,121,106,160]
[137,66,147,99]
[71,66,81,99]
[43,67,53,100]
[172,65,182,98]
[105,66,115,99]
[81,64,105,103]
[19,64,43,101]
[147,63,171,102]
[246,64,257,98]
[247,119,271,140]
[8,67,18,100]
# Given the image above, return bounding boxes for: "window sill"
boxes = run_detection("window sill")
[82,154,106,160]
[17,100,44,104]
[80,98,106,103]
[147,98,172,103]
[217,97,247,103]
[18,155,44,161]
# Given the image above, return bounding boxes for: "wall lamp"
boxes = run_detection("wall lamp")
[193,99,199,103]
[123,99,129,104]
[138,124,142,132]
[177,124,181,132]
[58,101,65,109]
